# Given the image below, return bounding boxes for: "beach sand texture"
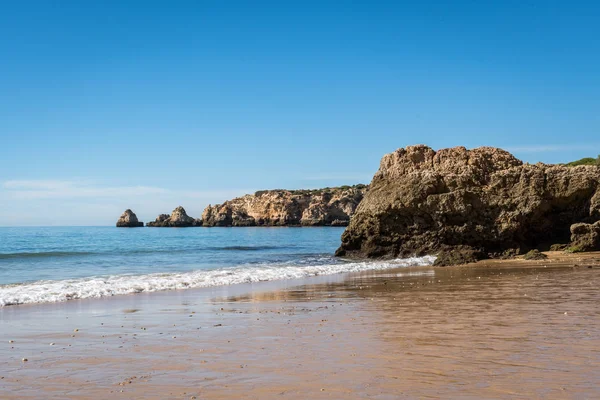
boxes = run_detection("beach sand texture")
[1,252,599,399]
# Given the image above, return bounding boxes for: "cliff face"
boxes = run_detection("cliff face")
[116,209,143,227]
[336,145,600,264]
[202,185,367,227]
[147,206,202,227]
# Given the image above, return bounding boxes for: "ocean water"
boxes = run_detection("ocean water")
[0,227,435,306]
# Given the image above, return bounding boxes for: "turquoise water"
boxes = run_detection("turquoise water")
[0,227,434,306]
[0,227,345,285]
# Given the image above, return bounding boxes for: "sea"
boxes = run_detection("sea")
[0,227,435,306]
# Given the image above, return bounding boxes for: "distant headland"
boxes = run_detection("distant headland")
[117,184,367,228]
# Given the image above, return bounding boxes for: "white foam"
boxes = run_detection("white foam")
[0,256,436,307]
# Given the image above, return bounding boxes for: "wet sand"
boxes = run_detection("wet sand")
[1,252,600,399]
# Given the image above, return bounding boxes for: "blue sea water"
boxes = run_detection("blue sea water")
[0,227,434,306]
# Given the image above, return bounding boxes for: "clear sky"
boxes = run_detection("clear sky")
[1,1,599,226]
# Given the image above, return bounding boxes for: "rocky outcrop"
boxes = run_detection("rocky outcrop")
[202,185,367,227]
[116,209,143,227]
[336,145,600,265]
[570,221,600,252]
[146,206,202,227]
[523,249,548,260]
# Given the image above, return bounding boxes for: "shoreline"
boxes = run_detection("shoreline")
[0,255,436,308]
[1,251,598,309]
[2,251,599,399]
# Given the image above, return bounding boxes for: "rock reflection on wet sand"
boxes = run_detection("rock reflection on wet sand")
[1,253,599,399]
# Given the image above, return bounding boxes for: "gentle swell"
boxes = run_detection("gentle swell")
[0,251,96,260]
[0,256,436,306]
[0,246,292,260]
[210,246,285,251]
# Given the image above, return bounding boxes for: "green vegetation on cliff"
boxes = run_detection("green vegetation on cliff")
[254,184,367,197]
[566,156,600,167]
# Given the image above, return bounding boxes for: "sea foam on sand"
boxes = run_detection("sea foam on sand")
[0,256,436,306]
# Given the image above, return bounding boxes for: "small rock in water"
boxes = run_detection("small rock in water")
[8,340,14,343]
[22,358,28,362]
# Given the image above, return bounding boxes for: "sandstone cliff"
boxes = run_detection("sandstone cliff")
[336,145,600,265]
[116,209,143,227]
[202,185,367,227]
[146,206,202,227]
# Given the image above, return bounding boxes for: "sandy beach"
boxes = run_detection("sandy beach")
[1,252,600,399]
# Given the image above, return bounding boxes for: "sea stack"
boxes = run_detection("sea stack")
[116,209,144,227]
[146,206,202,227]
[336,145,600,265]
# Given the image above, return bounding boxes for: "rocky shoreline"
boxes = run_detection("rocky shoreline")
[116,145,600,267]
[118,185,367,228]
[336,145,600,265]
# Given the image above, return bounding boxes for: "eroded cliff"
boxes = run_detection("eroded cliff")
[336,145,600,265]
[202,185,367,227]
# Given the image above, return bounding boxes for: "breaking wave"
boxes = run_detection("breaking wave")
[0,256,435,306]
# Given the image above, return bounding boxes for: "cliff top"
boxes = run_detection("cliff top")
[253,184,367,197]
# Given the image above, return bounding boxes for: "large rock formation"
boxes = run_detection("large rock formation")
[146,206,202,227]
[202,185,367,227]
[116,209,143,227]
[336,145,600,265]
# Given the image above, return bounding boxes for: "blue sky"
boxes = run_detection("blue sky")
[1,1,599,225]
